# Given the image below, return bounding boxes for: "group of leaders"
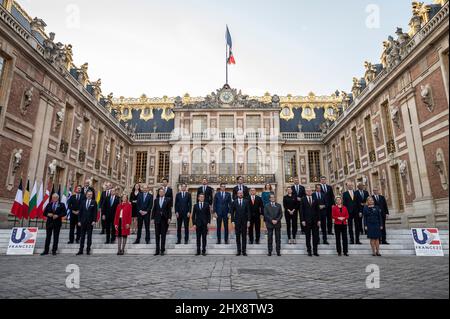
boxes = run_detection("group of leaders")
[40,176,389,258]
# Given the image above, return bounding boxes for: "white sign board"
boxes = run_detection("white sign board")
[411,228,444,257]
[6,227,38,255]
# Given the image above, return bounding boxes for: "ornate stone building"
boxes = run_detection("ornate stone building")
[0,0,448,228]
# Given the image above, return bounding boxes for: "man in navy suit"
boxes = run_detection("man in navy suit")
[319,176,335,236]
[343,182,362,244]
[231,190,251,256]
[102,187,120,244]
[292,177,306,234]
[233,176,250,200]
[300,187,321,257]
[192,194,211,256]
[77,190,97,256]
[158,178,173,209]
[67,185,83,244]
[373,187,390,245]
[41,193,67,256]
[175,184,192,244]
[134,184,153,245]
[151,188,172,256]
[213,183,232,244]
[356,183,370,235]
[313,184,329,245]
[197,178,214,207]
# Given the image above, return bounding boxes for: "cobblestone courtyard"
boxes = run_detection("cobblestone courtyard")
[0,255,448,299]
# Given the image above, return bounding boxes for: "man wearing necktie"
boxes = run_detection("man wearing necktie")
[77,190,97,256]
[41,193,67,256]
[300,187,321,257]
[231,190,251,256]
[233,176,250,201]
[343,182,362,244]
[313,184,329,245]
[151,188,172,256]
[192,194,211,256]
[175,184,192,245]
[102,187,120,244]
[197,178,214,207]
[134,184,153,245]
[291,177,306,234]
[373,187,390,245]
[99,182,113,235]
[356,183,370,236]
[157,179,173,210]
[213,183,232,244]
[248,188,264,245]
[264,194,283,256]
[67,186,83,244]
[81,179,95,199]
[320,176,335,236]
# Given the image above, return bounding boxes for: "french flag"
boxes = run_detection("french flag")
[226,25,236,65]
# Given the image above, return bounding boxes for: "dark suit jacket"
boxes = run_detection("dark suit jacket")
[291,184,306,200]
[355,189,370,213]
[197,186,214,205]
[233,185,250,200]
[320,184,335,207]
[78,199,98,225]
[81,186,96,199]
[157,187,173,208]
[264,203,283,229]
[43,202,67,227]
[151,197,172,224]
[312,192,326,213]
[99,190,111,211]
[300,197,320,225]
[175,192,192,217]
[137,192,153,215]
[102,195,120,220]
[249,195,264,218]
[231,199,251,225]
[373,195,389,216]
[67,193,83,213]
[342,191,359,216]
[213,191,232,217]
[192,203,211,227]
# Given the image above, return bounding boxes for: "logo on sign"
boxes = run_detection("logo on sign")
[412,228,441,246]
[10,228,37,245]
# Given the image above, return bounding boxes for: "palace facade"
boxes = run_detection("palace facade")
[0,0,448,228]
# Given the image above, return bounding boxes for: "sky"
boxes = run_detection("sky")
[17,0,414,98]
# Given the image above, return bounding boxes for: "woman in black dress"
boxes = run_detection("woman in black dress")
[283,187,299,244]
[363,196,383,256]
[129,183,141,235]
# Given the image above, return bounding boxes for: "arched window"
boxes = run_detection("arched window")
[219,148,235,175]
[247,148,263,175]
[192,148,207,175]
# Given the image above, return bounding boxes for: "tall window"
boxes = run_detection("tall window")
[381,102,396,154]
[284,151,298,180]
[158,152,170,181]
[135,152,148,183]
[192,148,207,175]
[308,151,321,183]
[247,148,263,175]
[351,127,360,169]
[0,55,6,89]
[96,129,104,165]
[193,116,208,133]
[219,115,234,132]
[340,136,348,173]
[365,115,376,162]
[219,148,234,175]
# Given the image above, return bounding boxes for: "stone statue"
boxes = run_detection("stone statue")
[48,159,57,176]
[399,160,408,178]
[13,149,23,172]
[364,61,377,83]
[75,123,83,142]
[351,78,362,98]
[64,44,73,70]
[77,63,89,85]
[395,27,411,57]
[391,107,400,128]
[21,88,34,115]
[56,109,65,127]
[421,84,434,112]
[174,96,183,108]
[381,41,390,69]
[30,17,47,32]
[43,32,57,62]
[386,36,401,70]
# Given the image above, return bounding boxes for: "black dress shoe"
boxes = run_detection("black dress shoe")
[105,241,110,245]
[52,252,57,256]
[344,253,349,257]
[277,253,281,257]
[196,252,201,256]
[161,252,165,256]
[154,252,160,256]
[314,253,320,257]
[76,240,80,244]
[350,241,355,245]
[381,242,390,245]
[216,241,221,245]
[323,241,330,245]
[376,253,382,257]
[133,240,140,245]
[356,242,362,245]
[338,253,342,256]
[255,241,260,245]
[308,253,313,257]
[268,252,272,256]
[249,242,254,245]
[87,250,91,256]
[225,241,229,245]
[176,241,181,245]
[100,231,105,235]
[202,252,207,256]
[146,241,150,245]
[67,241,74,245]
[76,251,83,256]
[243,253,248,256]
[236,253,241,256]
[40,252,49,256]
[184,241,189,245]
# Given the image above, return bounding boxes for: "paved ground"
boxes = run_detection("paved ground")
[0,255,448,299]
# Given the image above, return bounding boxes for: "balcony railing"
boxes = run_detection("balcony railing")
[132,133,173,141]
[281,132,323,141]
[179,174,276,185]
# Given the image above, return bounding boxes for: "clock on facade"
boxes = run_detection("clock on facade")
[219,90,235,104]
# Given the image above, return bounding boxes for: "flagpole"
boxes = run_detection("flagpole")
[226,42,228,85]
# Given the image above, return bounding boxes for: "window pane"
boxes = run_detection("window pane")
[246,115,261,130]
[219,116,234,131]
[284,151,298,178]
[0,56,5,85]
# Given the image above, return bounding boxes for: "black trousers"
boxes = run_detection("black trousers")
[155,221,168,253]
[335,224,348,255]
[319,210,328,242]
[216,215,229,242]
[267,226,281,254]
[326,206,333,234]
[304,223,319,254]
[285,211,298,240]
[196,224,208,253]
[348,214,361,243]
[44,223,61,254]
[248,215,261,243]
[69,213,81,243]
[177,215,190,243]
[380,214,387,242]
[105,217,116,243]
[79,223,94,252]
[235,222,247,254]
[136,213,151,243]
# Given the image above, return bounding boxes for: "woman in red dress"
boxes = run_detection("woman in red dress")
[332,196,350,257]
[115,194,132,255]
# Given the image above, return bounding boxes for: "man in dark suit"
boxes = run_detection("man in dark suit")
[233,176,250,200]
[320,176,335,236]
[134,184,153,244]
[175,184,192,244]
[158,179,174,209]
[231,190,251,256]
[213,183,232,244]
[292,177,306,234]
[197,178,214,207]
[356,183,370,235]
[192,194,211,256]
[41,193,67,256]
[151,188,172,256]
[264,194,283,256]
[76,190,97,255]
[67,185,83,244]
[373,187,390,245]
[81,179,96,199]
[98,182,113,234]
[102,187,120,244]
[248,188,264,245]
[343,182,362,245]
[300,187,321,257]
[313,184,329,245]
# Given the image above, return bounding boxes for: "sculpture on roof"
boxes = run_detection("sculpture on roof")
[43,32,56,62]
[364,61,377,83]
[351,78,362,98]
[395,27,411,57]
